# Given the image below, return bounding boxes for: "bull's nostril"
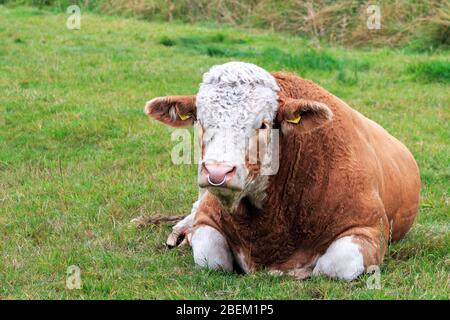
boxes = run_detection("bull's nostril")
[204,164,235,186]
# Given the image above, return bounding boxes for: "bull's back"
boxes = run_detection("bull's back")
[352,111,421,241]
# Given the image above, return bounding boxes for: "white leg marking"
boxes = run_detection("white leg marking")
[167,192,206,247]
[191,226,233,272]
[166,212,195,247]
[173,189,206,232]
[172,211,195,231]
[313,236,365,281]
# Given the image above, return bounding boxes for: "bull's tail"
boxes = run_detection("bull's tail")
[130,214,186,228]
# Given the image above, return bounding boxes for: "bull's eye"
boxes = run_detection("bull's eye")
[260,122,268,130]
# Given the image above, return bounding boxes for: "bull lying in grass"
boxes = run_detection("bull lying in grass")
[144,62,420,281]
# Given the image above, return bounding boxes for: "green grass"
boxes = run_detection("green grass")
[407,60,450,83]
[0,6,449,299]
[158,34,369,75]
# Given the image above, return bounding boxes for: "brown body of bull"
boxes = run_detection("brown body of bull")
[193,72,421,273]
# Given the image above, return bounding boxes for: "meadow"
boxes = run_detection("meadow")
[0,6,448,299]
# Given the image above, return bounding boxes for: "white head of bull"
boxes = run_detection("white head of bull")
[145,62,333,209]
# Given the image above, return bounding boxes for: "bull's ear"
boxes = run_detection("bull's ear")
[144,95,196,127]
[277,98,333,133]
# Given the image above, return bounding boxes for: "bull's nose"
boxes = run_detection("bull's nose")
[203,163,235,186]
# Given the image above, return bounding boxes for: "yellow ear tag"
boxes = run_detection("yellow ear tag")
[287,116,302,124]
[178,113,191,121]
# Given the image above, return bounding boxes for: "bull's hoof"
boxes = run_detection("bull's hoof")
[166,231,184,248]
[166,227,191,249]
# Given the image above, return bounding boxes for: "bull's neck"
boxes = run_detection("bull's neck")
[270,127,338,212]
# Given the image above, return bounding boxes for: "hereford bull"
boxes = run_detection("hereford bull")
[144,62,420,281]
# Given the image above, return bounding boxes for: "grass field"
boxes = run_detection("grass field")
[0,6,449,299]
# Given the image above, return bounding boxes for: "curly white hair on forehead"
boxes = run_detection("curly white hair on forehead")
[196,62,280,132]
[201,61,280,91]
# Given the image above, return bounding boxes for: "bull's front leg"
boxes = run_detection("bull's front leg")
[166,189,207,248]
[191,225,233,272]
[166,212,195,248]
